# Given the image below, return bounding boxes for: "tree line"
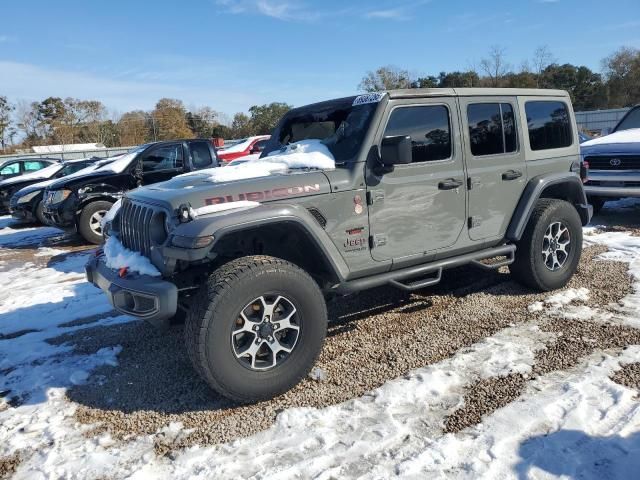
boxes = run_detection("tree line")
[0,96,292,154]
[1,45,638,154]
[359,46,640,112]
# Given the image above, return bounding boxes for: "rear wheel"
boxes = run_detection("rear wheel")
[185,256,327,403]
[78,201,113,245]
[510,199,582,291]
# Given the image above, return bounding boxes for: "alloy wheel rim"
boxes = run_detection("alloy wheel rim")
[89,210,107,236]
[542,221,571,271]
[231,295,301,371]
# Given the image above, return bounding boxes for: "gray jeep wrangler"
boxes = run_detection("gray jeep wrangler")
[87,88,592,403]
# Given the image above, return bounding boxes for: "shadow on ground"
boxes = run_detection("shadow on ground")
[516,429,640,479]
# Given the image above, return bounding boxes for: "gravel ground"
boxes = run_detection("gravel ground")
[612,363,640,393]
[50,239,636,449]
[0,452,21,480]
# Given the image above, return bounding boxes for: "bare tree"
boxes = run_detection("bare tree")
[480,46,511,87]
[0,96,14,150]
[532,45,556,87]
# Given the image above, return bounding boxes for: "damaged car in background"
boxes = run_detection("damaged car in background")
[7,157,104,224]
[42,139,219,244]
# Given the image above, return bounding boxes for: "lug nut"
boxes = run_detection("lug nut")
[267,336,274,342]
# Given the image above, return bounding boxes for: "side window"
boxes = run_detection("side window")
[525,101,572,151]
[383,105,452,163]
[190,142,213,169]
[24,161,46,171]
[467,103,517,156]
[142,144,184,172]
[0,162,20,175]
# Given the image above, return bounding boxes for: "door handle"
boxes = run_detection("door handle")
[438,178,463,190]
[502,170,523,181]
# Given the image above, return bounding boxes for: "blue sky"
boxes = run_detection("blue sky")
[0,0,638,119]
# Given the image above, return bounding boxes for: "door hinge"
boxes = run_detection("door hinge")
[468,217,481,229]
[371,234,387,247]
[367,190,385,205]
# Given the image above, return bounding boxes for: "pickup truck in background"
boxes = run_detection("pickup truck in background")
[42,139,219,244]
[582,105,640,213]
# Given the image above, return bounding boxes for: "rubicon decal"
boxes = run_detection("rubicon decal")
[204,184,321,205]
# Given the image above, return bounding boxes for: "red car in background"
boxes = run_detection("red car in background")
[217,135,270,162]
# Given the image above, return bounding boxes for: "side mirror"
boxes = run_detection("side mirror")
[381,135,412,167]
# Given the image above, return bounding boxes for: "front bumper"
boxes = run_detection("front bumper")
[42,198,77,229]
[585,171,640,198]
[10,203,35,222]
[85,254,178,330]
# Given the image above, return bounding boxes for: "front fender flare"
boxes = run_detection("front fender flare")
[168,203,350,282]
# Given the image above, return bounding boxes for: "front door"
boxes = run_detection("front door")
[368,98,467,262]
[458,97,527,240]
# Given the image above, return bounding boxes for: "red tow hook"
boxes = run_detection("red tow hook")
[118,267,129,278]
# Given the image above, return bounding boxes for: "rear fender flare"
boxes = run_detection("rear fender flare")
[507,172,591,241]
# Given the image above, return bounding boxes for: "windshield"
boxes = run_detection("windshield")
[615,107,640,132]
[263,95,381,164]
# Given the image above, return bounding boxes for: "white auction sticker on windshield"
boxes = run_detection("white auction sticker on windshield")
[352,92,386,106]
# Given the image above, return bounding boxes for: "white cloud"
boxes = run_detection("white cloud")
[215,0,313,21]
[0,60,259,115]
[365,0,431,21]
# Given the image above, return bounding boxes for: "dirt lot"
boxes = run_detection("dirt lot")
[2,204,640,477]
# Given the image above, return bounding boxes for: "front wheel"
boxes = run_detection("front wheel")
[185,256,327,403]
[510,199,582,291]
[78,201,113,245]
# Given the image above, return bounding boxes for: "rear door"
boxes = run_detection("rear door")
[368,97,467,262]
[140,143,186,185]
[187,141,217,170]
[458,97,526,240]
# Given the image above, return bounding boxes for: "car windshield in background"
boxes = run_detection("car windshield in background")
[263,96,380,164]
[615,107,640,132]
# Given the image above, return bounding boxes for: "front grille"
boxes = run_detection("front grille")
[585,155,640,171]
[119,199,154,256]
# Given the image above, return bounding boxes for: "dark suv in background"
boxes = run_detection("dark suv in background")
[43,139,219,244]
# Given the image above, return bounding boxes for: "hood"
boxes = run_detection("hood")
[128,139,336,212]
[13,178,58,198]
[581,128,640,156]
[46,169,122,191]
[129,170,332,212]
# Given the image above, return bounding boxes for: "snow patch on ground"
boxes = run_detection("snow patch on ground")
[103,235,160,277]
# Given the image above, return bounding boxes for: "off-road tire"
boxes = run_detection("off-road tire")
[78,201,113,245]
[185,255,327,403]
[588,196,605,215]
[34,200,47,225]
[510,199,582,291]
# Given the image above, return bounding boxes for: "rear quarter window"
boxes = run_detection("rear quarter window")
[525,101,572,151]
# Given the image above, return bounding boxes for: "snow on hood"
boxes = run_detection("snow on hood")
[0,163,62,187]
[190,201,260,218]
[180,139,335,184]
[582,128,640,147]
